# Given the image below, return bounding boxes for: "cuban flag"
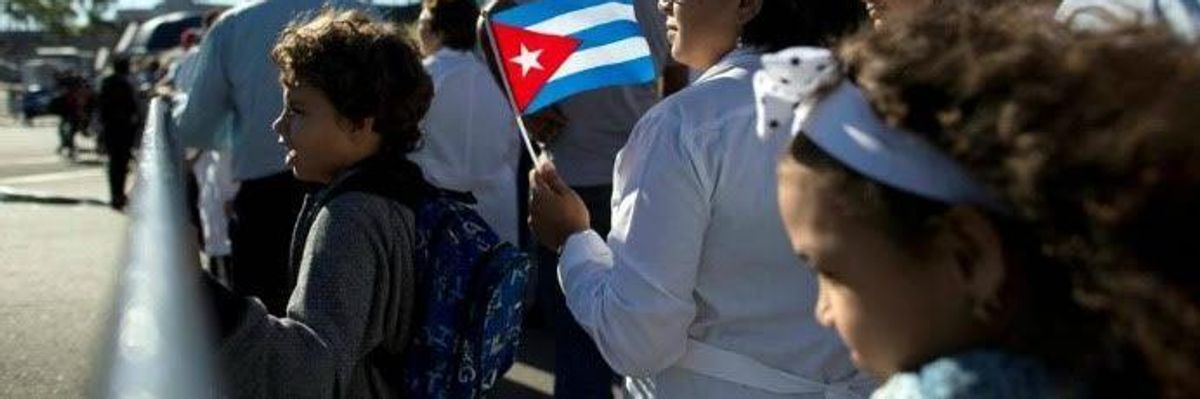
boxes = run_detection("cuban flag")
[489,0,659,114]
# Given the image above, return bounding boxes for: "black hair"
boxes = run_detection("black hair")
[424,0,481,51]
[743,0,868,51]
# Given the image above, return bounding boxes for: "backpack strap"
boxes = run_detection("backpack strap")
[320,157,433,208]
[317,156,479,210]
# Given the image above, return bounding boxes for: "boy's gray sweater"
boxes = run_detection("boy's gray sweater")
[215,170,416,398]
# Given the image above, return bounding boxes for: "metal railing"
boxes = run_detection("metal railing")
[93,97,215,398]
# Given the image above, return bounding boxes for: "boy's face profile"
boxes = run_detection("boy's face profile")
[272,83,380,184]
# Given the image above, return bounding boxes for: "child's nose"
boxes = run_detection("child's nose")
[272,115,288,145]
[814,288,834,328]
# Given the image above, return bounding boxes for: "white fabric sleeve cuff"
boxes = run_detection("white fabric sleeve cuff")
[560,229,610,272]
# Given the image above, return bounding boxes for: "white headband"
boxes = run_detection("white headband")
[755,47,1007,212]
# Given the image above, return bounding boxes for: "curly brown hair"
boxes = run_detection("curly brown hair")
[271,8,433,156]
[790,3,1200,397]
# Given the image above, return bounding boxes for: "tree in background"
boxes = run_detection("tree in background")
[3,0,117,35]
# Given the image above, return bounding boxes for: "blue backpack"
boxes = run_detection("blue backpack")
[328,159,531,399]
[402,195,531,398]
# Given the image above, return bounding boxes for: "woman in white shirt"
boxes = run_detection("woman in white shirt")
[412,0,521,244]
[528,0,873,397]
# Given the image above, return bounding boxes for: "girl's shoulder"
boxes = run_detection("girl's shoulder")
[871,350,1067,399]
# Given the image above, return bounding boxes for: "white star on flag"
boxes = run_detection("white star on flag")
[509,44,545,78]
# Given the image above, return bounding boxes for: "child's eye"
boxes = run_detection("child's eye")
[798,253,837,280]
[806,258,841,282]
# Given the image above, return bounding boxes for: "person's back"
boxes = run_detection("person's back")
[416,50,521,244]
[180,0,347,178]
[611,48,864,397]
[527,0,874,396]
[99,72,136,135]
[99,61,140,209]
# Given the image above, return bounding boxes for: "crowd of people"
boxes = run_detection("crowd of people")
[123,0,1200,397]
[34,28,207,209]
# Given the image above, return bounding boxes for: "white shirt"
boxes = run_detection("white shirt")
[169,46,201,91]
[410,48,521,245]
[558,49,870,398]
[174,45,238,257]
[193,149,238,256]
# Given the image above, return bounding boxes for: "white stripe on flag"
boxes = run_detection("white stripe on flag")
[548,36,650,82]
[526,2,637,37]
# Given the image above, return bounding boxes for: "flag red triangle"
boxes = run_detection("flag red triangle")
[489,22,580,113]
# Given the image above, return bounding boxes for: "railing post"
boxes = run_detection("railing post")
[94,97,216,399]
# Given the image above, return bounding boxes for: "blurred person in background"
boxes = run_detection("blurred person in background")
[167,10,238,282]
[411,0,522,246]
[98,58,139,210]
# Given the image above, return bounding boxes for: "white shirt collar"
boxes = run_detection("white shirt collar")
[695,47,762,83]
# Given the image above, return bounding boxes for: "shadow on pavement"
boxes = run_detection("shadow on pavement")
[0,187,110,207]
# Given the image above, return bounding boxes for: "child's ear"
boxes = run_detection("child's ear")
[350,117,377,143]
[737,0,765,25]
[942,206,1007,324]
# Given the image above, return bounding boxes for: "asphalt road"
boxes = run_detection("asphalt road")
[0,118,124,398]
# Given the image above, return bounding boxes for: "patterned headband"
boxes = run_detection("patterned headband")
[755,47,1007,213]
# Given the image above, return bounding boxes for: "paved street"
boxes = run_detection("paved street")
[0,117,123,398]
[0,115,563,398]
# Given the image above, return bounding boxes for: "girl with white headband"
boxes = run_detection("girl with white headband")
[770,3,1200,398]
[527,0,875,397]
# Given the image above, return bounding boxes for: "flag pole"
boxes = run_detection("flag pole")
[482,15,540,162]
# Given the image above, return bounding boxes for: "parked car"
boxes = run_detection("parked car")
[18,60,61,120]
[20,85,55,120]
[114,12,204,56]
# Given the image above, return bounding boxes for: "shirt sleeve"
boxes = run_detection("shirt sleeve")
[213,194,401,398]
[172,19,233,150]
[558,107,711,377]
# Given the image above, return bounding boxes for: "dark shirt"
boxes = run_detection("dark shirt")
[98,73,138,135]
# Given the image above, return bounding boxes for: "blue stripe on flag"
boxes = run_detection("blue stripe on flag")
[525,56,657,113]
[573,20,643,50]
[493,0,633,28]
